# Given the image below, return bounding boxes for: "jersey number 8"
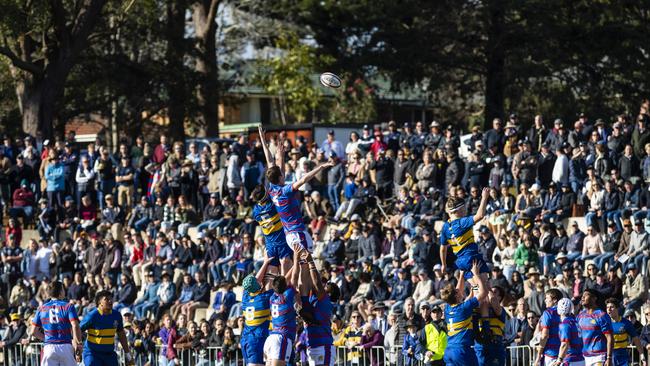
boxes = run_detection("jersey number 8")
[271,304,280,318]
[49,308,60,324]
[245,307,255,321]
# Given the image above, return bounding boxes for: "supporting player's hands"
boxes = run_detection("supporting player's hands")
[471,260,481,276]
[481,187,490,201]
[440,264,447,274]
[321,161,335,169]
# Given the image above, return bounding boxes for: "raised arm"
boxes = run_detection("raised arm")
[276,137,286,176]
[258,125,273,167]
[471,260,488,302]
[256,255,275,289]
[292,161,334,191]
[439,244,448,274]
[291,248,301,288]
[306,252,325,297]
[473,187,490,223]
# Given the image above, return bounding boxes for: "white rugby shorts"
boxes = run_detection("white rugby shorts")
[307,345,335,366]
[263,333,293,363]
[286,231,314,252]
[41,343,77,366]
[583,354,606,366]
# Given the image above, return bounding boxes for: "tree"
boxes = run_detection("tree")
[328,76,376,123]
[255,33,327,124]
[191,0,220,136]
[0,0,109,138]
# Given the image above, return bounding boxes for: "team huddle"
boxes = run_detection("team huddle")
[26,126,648,366]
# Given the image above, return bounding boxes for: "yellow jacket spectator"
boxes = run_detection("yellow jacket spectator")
[333,312,364,363]
[419,322,447,363]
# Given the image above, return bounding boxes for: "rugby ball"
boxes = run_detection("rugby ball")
[319,72,342,88]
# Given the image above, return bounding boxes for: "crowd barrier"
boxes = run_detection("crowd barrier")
[1,343,646,366]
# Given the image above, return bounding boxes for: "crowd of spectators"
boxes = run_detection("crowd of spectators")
[3,105,650,364]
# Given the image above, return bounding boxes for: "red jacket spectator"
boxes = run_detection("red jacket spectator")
[79,203,97,221]
[6,224,22,245]
[370,133,388,158]
[12,187,34,208]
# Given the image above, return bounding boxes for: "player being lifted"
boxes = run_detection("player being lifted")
[439,187,492,341]
[258,125,334,253]
[31,281,83,366]
[251,183,294,275]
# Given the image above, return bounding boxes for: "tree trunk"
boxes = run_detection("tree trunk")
[483,1,506,130]
[19,78,58,139]
[1,0,108,139]
[166,0,189,141]
[193,0,220,137]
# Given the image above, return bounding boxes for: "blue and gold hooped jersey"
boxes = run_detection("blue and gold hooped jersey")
[80,308,123,353]
[439,216,480,256]
[253,201,284,237]
[612,318,637,352]
[242,289,273,334]
[445,297,479,347]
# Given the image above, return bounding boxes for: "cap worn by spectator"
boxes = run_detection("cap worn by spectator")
[556,253,567,260]
[120,308,133,316]
[419,302,430,310]
[372,302,386,311]
[10,313,22,321]
[328,130,335,135]
[527,267,540,276]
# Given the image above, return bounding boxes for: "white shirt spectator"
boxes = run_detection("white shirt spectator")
[35,245,52,280]
[552,151,569,185]
[322,137,345,160]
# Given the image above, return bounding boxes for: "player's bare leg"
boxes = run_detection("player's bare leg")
[280,257,293,277]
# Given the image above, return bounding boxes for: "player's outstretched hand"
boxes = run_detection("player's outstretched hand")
[321,161,335,169]
[481,187,490,200]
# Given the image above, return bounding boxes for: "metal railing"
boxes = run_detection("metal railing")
[2,343,646,366]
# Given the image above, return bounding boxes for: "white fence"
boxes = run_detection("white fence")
[1,343,645,366]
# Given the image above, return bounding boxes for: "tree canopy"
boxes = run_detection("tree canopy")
[1,0,650,137]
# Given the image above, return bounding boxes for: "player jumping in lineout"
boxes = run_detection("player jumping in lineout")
[258,124,334,253]
[439,187,492,340]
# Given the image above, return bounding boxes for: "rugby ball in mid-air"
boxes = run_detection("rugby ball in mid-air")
[320,72,342,88]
